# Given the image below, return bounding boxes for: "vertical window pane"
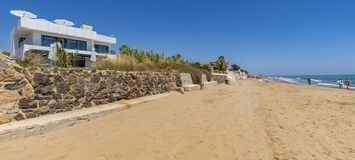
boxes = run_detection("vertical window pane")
[77,41,87,50]
[41,35,56,47]
[94,44,108,53]
[65,39,77,49]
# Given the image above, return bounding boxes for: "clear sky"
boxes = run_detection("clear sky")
[1,0,355,75]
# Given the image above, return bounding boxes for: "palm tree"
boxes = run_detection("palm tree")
[213,55,228,71]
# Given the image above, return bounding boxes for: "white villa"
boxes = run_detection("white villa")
[10,10,117,67]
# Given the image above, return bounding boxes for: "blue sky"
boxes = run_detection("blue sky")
[1,0,355,75]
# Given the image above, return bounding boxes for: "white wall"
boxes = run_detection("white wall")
[12,17,117,59]
[19,18,116,45]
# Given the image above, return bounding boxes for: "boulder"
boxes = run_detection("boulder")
[4,80,27,90]
[21,82,34,98]
[0,114,12,124]
[33,73,50,85]
[0,89,20,110]
[36,106,50,115]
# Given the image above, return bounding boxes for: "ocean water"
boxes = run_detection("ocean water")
[267,75,355,89]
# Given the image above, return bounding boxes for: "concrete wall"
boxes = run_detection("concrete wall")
[212,72,236,84]
[212,74,227,84]
[176,73,194,87]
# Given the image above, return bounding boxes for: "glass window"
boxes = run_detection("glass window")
[65,39,77,49]
[19,38,26,47]
[41,35,87,51]
[77,40,87,50]
[41,35,56,47]
[94,44,109,53]
[56,38,64,46]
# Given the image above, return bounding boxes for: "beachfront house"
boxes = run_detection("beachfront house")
[10,10,116,67]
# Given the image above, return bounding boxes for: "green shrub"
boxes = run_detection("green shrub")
[93,54,157,71]
[230,64,240,71]
[55,46,76,68]
[211,55,228,72]
[15,53,44,67]
[94,45,213,83]
[15,58,32,67]
[0,51,10,57]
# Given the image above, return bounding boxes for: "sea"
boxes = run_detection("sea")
[266,75,355,90]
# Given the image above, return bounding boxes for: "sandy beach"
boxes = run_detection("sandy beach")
[0,79,354,160]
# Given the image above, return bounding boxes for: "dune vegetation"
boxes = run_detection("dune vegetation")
[93,45,213,83]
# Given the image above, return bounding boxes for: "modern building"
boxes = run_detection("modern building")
[10,11,117,67]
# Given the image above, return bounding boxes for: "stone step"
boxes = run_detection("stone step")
[183,84,201,92]
[202,81,218,89]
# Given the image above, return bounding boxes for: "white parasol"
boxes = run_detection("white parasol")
[54,19,75,26]
[10,10,37,19]
[90,50,96,62]
[48,43,56,61]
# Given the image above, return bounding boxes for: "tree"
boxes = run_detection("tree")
[119,44,131,55]
[56,45,76,68]
[230,64,240,71]
[213,55,228,71]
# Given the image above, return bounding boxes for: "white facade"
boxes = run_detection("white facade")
[10,16,117,66]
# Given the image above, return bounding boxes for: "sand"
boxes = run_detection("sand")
[0,80,354,160]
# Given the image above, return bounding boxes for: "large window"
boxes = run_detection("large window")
[94,44,109,53]
[65,39,77,49]
[76,40,87,50]
[41,35,87,51]
[41,35,56,47]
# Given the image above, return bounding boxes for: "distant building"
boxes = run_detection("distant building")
[10,11,116,67]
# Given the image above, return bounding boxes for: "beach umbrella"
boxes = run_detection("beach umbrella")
[48,43,56,61]
[10,37,15,57]
[10,10,37,19]
[37,19,53,23]
[90,50,96,62]
[54,19,75,26]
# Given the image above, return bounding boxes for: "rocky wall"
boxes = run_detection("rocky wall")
[0,54,177,123]
[20,68,176,120]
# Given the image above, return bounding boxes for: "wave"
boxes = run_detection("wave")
[317,83,338,87]
[267,76,355,90]
[311,79,322,82]
[269,77,303,84]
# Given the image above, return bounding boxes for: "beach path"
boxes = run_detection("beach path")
[0,80,354,160]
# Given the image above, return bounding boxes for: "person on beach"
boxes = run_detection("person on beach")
[307,78,311,85]
[337,79,343,89]
[345,79,351,90]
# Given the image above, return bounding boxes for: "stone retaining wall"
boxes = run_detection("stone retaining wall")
[0,54,177,123]
[20,68,176,119]
[1,53,224,124]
